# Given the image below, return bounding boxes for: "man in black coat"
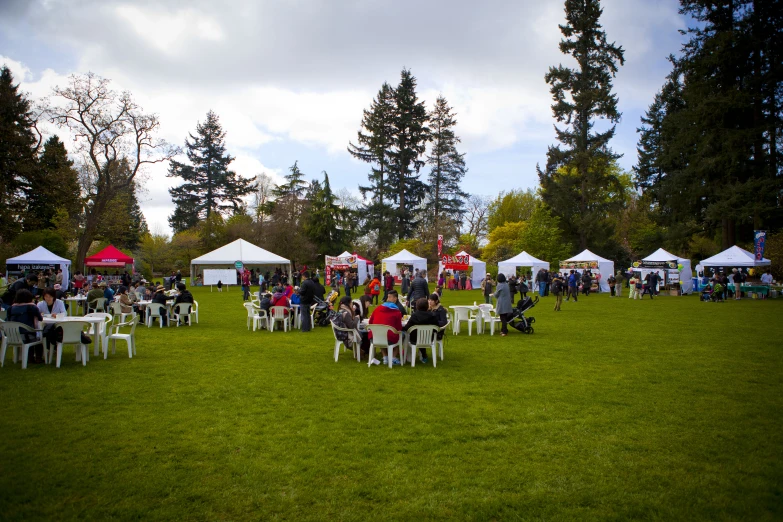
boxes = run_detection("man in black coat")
[2,274,38,309]
[299,271,316,332]
[408,272,429,305]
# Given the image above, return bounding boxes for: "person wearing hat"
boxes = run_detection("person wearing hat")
[481,273,494,304]
[151,285,170,326]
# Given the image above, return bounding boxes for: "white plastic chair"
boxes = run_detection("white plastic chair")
[269,306,291,332]
[146,303,168,328]
[85,312,113,358]
[244,302,264,331]
[88,297,107,314]
[192,301,199,324]
[406,325,438,368]
[108,316,139,358]
[172,303,194,326]
[452,307,477,336]
[366,324,402,369]
[109,301,134,325]
[331,321,361,362]
[0,321,43,369]
[479,308,501,335]
[436,321,450,362]
[52,321,90,368]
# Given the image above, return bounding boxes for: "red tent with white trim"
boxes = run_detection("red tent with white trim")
[84,245,134,269]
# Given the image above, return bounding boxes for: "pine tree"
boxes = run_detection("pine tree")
[23,135,82,231]
[537,0,626,250]
[96,160,148,250]
[304,172,350,255]
[635,0,783,248]
[272,160,308,201]
[387,69,430,240]
[425,95,468,231]
[349,83,397,250]
[167,110,253,233]
[0,65,40,243]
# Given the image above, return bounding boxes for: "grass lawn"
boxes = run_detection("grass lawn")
[1,285,781,520]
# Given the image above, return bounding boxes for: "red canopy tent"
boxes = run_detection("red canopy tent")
[84,245,134,269]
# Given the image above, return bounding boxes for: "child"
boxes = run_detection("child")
[217,280,223,292]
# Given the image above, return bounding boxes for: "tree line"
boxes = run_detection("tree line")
[1,0,781,278]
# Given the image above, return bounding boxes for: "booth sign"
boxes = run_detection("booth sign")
[442,254,469,271]
[560,261,599,270]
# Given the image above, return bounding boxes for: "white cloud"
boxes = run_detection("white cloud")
[2,0,689,233]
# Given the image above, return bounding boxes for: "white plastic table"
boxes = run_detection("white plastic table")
[42,315,109,360]
[64,296,86,316]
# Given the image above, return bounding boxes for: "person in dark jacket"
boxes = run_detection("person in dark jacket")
[174,283,194,305]
[403,298,439,363]
[494,273,513,336]
[313,276,326,302]
[7,289,44,362]
[1,274,38,309]
[151,285,170,326]
[299,272,316,332]
[408,272,429,304]
[428,293,449,340]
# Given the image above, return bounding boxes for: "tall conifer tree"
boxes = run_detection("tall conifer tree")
[425,95,468,230]
[0,66,39,243]
[168,110,253,233]
[23,135,81,231]
[349,83,397,250]
[388,69,430,240]
[537,0,625,250]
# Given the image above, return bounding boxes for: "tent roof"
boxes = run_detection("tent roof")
[499,251,548,265]
[700,245,770,267]
[6,246,71,265]
[382,249,426,262]
[564,249,612,263]
[84,245,134,264]
[191,238,290,265]
[455,251,486,266]
[642,248,689,264]
[352,252,374,264]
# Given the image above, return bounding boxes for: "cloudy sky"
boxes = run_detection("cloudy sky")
[1,0,687,235]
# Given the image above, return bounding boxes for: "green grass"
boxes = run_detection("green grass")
[1,286,781,520]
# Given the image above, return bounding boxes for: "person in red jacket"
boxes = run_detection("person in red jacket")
[368,299,403,365]
[382,271,394,302]
[369,276,381,305]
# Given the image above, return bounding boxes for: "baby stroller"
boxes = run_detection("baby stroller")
[509,296,538,334]
[312,297,337,327]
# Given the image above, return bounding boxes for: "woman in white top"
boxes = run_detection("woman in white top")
[37,287,67,317]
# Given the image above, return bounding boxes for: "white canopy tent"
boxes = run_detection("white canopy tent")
[700,245,771,270]
[439,251,487,288]
[190,239,291,283]
[334,251,373,284]
[6,246,71,288]
[642,248,694,294]
[382,249,427,278]
[498,251,550,289]
[562,249,614,293]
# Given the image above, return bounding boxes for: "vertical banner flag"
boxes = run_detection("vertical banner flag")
[754,230,767,261]
[437,235,443,257]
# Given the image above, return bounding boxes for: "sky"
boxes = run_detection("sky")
[0,0,688,236]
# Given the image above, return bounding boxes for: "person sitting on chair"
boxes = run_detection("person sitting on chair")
[151,285,170,326]
[403,297,439,364]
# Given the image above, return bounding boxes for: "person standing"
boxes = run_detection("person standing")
[615,271,624,298]
[383,271,394,302]
[401,270,410,297]
[299,271,315,332]
[241,269,251,301]
[343,271,352,297]
[481,273,494,304]
[369,275,381,305]
[566,270,578,302]
[608,274,617,297]
[408,271,430,304]
[493,273,513,336]
[732,268,743,300]
[536,270,546,297]
[551,273,564,311]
